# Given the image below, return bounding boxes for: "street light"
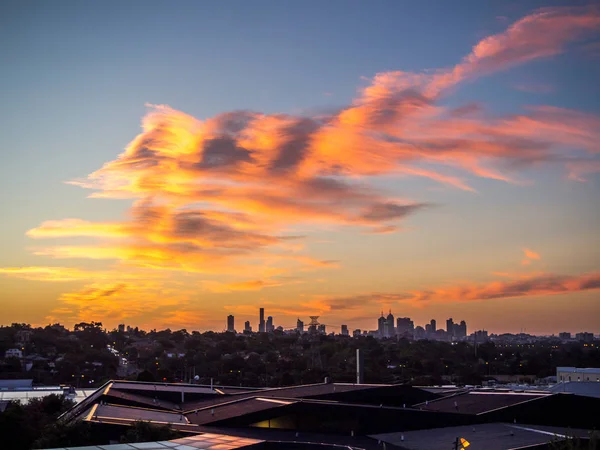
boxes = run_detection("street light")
[454,437,470,450]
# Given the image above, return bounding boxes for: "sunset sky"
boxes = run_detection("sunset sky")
[1,0,599,335]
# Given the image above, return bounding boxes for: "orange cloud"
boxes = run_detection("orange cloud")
[0,266,96,282]
[3,7,600,328]
[315,271,600,311]
[404,271,600,304]
[522,248,541,265]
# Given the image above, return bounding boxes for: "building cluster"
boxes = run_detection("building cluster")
[225,309,597,345]
[376,311,469,341]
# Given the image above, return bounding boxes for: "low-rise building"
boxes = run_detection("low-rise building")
[4,348,23,359]
[557,367,600,383]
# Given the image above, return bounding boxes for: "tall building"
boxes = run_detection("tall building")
[259,308,265,333]
[266,316,274,332]
[244,321,252,332]
[559,332,571,340]
[430,319,436,333]
[458,320,467,338]
[227,315,235,332]
[341,324,349,336]
[396,317,414,336]
[118,324,125,333]
[296,318,304,333]
[378,312,386,338]
[317,324,326,334]
[446,318,454,336]
[386,310,395,338]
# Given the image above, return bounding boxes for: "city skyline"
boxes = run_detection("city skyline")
[1,1,600,335]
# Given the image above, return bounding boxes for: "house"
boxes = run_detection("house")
[4,348,23,359]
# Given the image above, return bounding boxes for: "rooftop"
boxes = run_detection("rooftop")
[372,422,594,450]
[557,367,600,374]
[45,432,264,450]
[414,390,550,415]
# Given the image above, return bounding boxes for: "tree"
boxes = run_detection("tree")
[120,421,183,442]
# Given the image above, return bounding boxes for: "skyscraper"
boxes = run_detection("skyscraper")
[386,310,395,338]
[341,324,349,336]
[259,308,265,333]
[244,321,252,332]
[266,316,274,332]
[227,315,235,332]
[378,312,386,338]
[446,318,454,336]
[458,320,467,338]
[430,319,436,333]
[296,318,304,333]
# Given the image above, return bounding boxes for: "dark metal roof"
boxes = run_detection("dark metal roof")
[187,397,297,425]
[87,403,189,424]
[104,385,180,410]
[372,422,593,450]
[183,382,382,412]
[111,380,219,395]
[415,391,550,414]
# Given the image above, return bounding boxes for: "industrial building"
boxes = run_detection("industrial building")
[45,377,600,449]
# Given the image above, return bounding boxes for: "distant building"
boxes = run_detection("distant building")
[4,349,23,359]
[414,326,425,339]
[118,324,125,333]
[430,319,436,333]
[296,318,304,333]
[576,332,594,343]
[472,330,489,342]
[386,310,395,338]
[244,321,252,332]
[559,332,571,340]
[15,329,32,344]
[557,367,600,383]
[446,318,454,336]
[341,325,349,336]
[353,329,361,337]
[396,317,414,336]
[458,320,467,338]
[259,308,265,333]
[266,316,274,333]
[318,324,326,334]
[378,313,386,338]
[227,315,235,333]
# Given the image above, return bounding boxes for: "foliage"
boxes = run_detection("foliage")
[120,421,184,442]
[0,394,75,450]
[550,431,599,450]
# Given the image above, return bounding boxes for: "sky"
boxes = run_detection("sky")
[1,0,599,335]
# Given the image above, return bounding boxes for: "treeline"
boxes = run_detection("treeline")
[1,323,599,388]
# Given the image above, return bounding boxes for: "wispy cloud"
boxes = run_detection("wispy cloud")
[522,248,541,265]
[315,271,600,310]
